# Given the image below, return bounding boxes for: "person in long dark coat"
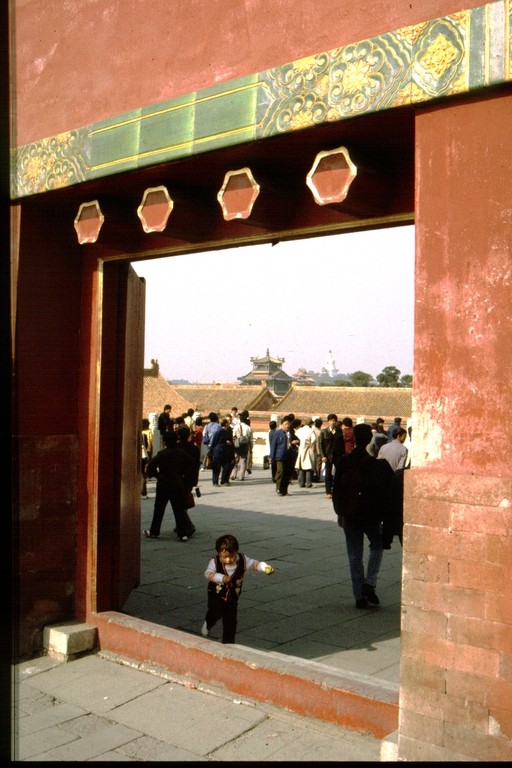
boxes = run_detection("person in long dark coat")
[144,429,196,541]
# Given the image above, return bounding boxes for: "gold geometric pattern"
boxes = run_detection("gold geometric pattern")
[13,130,88,196]
[10,0,512,199]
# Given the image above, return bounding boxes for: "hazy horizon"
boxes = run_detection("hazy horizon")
[132,225,415,383]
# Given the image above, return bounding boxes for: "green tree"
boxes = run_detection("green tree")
[376,365,401,387]
[400,374,413,387]
[349,370,373,387]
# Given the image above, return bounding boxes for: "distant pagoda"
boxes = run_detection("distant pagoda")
[238,348,295,396]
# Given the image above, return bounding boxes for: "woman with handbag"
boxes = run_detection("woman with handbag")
[201,412,221,470]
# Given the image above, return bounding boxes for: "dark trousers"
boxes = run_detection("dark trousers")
[149,481,194,537]
[275,459,291,494]
[324,459,335,494]
[141,458,149,496]
[212,457,235,485]
[205,593,239,644]
[298,469,313,487]
[343,521,383,601]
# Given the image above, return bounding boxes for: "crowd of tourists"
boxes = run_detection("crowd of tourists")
[140,403,411,614]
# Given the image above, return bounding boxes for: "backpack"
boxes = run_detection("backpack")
[334,463,365,519]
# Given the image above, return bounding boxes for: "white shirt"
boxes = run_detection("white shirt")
[205,554,269,584]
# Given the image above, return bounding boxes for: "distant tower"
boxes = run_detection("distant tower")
[325,350,338,378]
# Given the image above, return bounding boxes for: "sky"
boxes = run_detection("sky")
[132,225,415,383]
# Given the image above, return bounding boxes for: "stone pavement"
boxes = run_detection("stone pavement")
[12,464,404,761]
[131,466,402,684]
[13,653,383,761]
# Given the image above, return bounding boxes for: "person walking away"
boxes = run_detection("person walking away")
[201,534,274,644]
[295,418,316,488]
[141,418,153,499]
[201,412,221,469]
[209,418,235,486]
[143,430,196,541]
[332,423,393,608]
[270,416,291,496]
[231,414,252,480]
[320,414,345,499]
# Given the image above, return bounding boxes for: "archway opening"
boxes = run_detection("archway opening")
[126,224,414,683]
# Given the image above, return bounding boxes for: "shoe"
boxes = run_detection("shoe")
[277,491,288,496]
[325,494,332,499]
[247,470,252,474]
[356,598,370,608]
[221,481,231,486]
[143,530,159,538]
[213,483,220,487]
[201,621,209,637]
[362,583,380,605]
[180,536,188,542]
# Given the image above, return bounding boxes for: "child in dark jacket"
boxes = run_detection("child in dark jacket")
[201,534,274,643]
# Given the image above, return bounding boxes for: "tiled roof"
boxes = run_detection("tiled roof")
[244,387,280,411]
[143,373,194,418]
[275,384,412,423]
[172,384,265,416]
[146,376,412,427]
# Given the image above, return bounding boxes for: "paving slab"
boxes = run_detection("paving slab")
[108,682,268,755]
[12,654,385,761]
[15,654,167,714]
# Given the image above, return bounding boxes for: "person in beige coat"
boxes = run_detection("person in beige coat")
[295,418,317,488]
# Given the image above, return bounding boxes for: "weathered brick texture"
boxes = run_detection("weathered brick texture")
[400,469,512,760]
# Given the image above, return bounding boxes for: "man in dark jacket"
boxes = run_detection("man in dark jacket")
[270,416,291,496]
[157,403,173,436]
[332,423,393,608]
[319,413,345,499]
[144,429,196,541]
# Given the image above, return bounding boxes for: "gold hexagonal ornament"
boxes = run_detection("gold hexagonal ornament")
[137,185,174,233]
[217,167,261,221]
[74,200,105,244]
[306,147,357,205]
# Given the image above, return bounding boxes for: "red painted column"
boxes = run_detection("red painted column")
[400,90,512,761]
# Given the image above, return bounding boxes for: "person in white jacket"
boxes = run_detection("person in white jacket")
[295,418,317,488]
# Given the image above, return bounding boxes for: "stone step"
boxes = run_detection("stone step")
[43,621,98,662]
